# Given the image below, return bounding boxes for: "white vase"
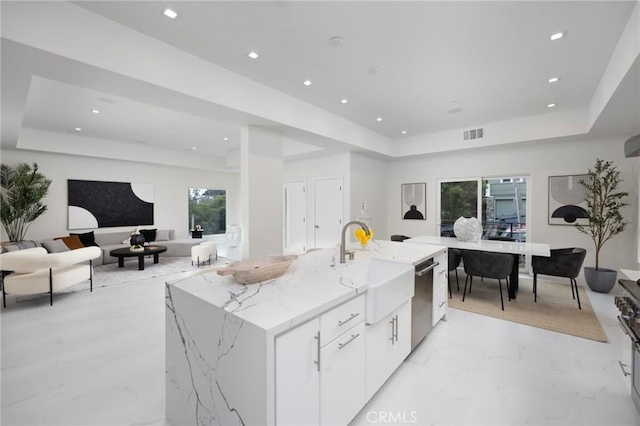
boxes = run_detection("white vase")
[453,216,483,242]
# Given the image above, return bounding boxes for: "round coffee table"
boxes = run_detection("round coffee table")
[109,245,168,270]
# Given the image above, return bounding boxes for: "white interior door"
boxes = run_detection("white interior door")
[314,177,343,249]
[283,181,307,255]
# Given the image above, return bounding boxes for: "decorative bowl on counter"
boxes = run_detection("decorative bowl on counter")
[217,255,298,285]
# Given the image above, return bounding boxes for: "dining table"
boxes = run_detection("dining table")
[406,236,551,299]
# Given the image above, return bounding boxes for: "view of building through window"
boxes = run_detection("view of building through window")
[188,188,226,235]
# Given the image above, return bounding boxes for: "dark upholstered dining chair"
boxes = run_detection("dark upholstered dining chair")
[447,248,462,299]
[462,250,513,310]
[531,248,586,309]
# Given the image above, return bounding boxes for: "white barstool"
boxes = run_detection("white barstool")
[199,241,218,260]
[191,245,210,267]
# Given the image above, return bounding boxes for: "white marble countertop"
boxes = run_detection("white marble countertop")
[621,269,640,281]
[168,239,445,336]
[407,235,551,257]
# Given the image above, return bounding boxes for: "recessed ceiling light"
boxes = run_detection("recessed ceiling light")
[191,146,197,150]
[401,131,407,134]
[550,32,564,41]
[548,77,559,83]
[74,127,82,131]
[340,99,348,104]
[376,117,383,122]
[91,109,100,114]
[248,51,259,59]
[163,9,178,19]
[328,37,344,47]
[224,137,229,141]
[547,103,556,108]
[303,80,312,86]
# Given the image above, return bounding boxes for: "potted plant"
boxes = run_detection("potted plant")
[576,158,629,293]
[0,162,51,242]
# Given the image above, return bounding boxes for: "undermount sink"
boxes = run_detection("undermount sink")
[336,258,415,324]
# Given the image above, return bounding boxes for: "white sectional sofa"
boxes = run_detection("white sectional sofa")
[93,229,202,265]
[0,246,101,307]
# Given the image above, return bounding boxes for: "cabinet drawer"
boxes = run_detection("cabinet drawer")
[433,283,447,324]
[434,252,448,287]
[320,294,365,346]
[320,321,366,426]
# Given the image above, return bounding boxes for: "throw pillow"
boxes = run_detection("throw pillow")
[155,230,170,241]
[55,235,84,250]
[70,231,99,247]
[139,228,157,243]
[41,239,70,253]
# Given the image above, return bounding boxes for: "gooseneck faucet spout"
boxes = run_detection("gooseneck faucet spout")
[340,221,371,263]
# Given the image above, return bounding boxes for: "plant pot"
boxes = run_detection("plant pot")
[130,233,145,247]
[584,266,617,293]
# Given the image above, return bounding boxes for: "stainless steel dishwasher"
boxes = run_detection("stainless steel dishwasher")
[411,259,438,351]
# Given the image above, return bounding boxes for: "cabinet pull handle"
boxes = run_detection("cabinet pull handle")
[619,361,631,377]
[438,301,446,308]
[394,315,399,342]
[389,317,395,344]
[338,312,359,326]
[314,331,320,372]
[338,333,360,349]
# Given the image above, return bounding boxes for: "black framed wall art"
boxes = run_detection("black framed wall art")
[68,179,154,229]
[548,174,590,225]
[401,182,426,220]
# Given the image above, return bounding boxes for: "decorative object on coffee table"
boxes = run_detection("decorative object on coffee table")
[130,233,145,247]
[575,158,629,293]
[217,255,297,284]
[453,216,483,242]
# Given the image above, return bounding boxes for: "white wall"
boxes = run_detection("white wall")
[350,152,388,239]
[284,152,351,247]
[387,136,638,273]
[0,149,240,241]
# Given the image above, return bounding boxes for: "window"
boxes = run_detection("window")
[188,188,226,235]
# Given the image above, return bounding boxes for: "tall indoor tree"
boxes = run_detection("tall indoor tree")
[576,158,629,293]
[0,162,52,242]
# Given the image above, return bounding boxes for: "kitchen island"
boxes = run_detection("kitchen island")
[165,240,446,426]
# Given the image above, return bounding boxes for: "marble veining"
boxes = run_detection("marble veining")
[168,240,444,337]
[165,240,444,425]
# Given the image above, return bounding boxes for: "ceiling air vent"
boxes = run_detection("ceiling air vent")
[463,128,484,141]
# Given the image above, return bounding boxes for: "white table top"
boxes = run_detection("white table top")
[407,235,551,257]
[621,269,640,281]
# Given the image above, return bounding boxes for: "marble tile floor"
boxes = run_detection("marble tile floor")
[2,271,639,426]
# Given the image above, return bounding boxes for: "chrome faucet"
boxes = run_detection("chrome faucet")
[340,221,371,263]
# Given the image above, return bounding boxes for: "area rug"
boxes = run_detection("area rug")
[88,256,231,289]
[14,256,231,304]
[448,272,607,342]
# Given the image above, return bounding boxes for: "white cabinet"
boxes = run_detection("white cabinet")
[275,295,366,426]
[433,251,448,325]
[320,321,366,425]
[365,301,411,401]
[275,317,320,426]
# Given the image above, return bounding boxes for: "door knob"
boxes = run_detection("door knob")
[314,225,320,229]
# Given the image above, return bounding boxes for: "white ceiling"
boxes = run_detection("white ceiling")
[75,1,636,137]
[1,1,638,164]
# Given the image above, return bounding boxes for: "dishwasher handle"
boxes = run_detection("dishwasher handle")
[415,261,439,277]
